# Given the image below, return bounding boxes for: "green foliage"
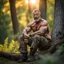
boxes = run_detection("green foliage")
[0,37,30,54]
[0,0,11,44]
[54,43,64,56]
[0,37,20,53]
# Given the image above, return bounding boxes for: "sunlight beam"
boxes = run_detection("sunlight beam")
[26,0,37,4]
[30,0,37,4]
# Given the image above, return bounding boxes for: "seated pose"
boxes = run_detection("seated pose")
[18,9,51,61]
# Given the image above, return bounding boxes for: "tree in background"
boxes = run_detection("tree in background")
[9,0,19,34]
[50,0,64,63]
[39,0,47,19]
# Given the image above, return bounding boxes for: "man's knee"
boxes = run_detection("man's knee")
[33,35,40,40]
[31,35,40,47]
[18,35,23,41]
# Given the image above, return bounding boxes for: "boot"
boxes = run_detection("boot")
[18,53,28,62]
[27,48,37,62]
[27,55,35,62]
[27,48,40,62]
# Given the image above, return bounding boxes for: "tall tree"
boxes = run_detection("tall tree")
[9,0,19,34]
[51,0,64,63]
[46,0,64,53]
[39,0,47,19]
[28,0,32,13]
[52,0,64,42]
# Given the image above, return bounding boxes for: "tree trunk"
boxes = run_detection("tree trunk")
[46,0,64,53]
[39,0,47,19]
[9,0,19,34]
[28,0,32,13]
[52,0,64,42]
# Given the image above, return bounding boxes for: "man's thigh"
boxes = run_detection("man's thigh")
[30,35,41,49]
[38,36,50,51]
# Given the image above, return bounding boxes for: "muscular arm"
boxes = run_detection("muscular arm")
[23,23,31,38]
[23,26,31,35]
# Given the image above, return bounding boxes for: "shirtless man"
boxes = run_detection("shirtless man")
[18,9,51,61]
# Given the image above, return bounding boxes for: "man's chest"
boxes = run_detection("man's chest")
[31,22,42,31]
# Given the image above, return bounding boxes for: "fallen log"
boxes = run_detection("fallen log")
[0,51,21,61]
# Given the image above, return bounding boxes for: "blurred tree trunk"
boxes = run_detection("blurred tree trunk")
[9,0,19,34]
[26,0,32,23]
[39,0,47,19]
[28,0,32,13]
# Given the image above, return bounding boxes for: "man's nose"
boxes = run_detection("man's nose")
[34,15,37,17]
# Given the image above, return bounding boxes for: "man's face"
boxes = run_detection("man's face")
[32,10,40,21]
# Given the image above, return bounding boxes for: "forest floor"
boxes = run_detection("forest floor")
[0,54,57,64]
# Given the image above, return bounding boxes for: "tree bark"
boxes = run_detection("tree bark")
[46,0,64,53]
[39,0,47,19]
[9,0,19,34]
[52,0,64,42]
[28,0,32,13]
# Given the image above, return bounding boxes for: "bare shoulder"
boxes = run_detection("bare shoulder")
[41,19,48,26]
[27,21,35,27]
[41,19,47,23]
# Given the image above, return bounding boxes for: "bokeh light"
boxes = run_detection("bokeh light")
[26,0,37,4]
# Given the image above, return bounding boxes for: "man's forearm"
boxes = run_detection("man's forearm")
[30,30,44,36]
[23,29,28,35]
[23,30,29,38]
[30,26,47,36]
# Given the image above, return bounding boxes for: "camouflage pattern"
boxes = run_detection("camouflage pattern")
[18,35,51,55]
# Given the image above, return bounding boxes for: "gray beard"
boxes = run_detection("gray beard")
[34,18,41,22]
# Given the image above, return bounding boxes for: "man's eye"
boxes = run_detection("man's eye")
[33,14,38,16]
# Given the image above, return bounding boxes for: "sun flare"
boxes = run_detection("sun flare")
[26,0,37,4]
[30,0,37,4]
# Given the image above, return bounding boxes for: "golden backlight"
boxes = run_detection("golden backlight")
[26,0,37,4]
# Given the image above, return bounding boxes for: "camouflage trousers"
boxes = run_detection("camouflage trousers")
[18,35,51,55]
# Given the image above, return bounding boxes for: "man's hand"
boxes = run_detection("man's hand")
[29,33,34,37]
